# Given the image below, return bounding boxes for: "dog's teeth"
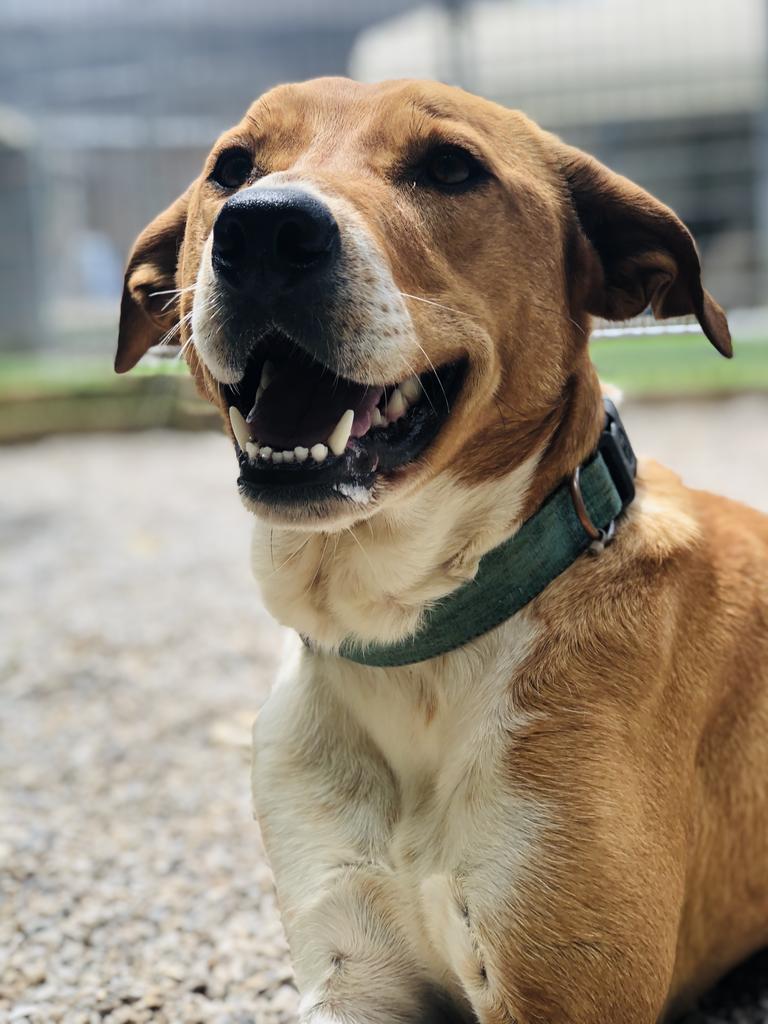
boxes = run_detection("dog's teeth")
[272,451,284,464]
[310,443,328,462]
[229,406,250,451]
[387,388,407,421]
[371,407,385,428]
[400,375,422,404]
[327,409,354,456]
[294,446,309,462]
[246,441,259,460]
[259,446,272,461]
[247,362,275,419]
[281,450,295,463]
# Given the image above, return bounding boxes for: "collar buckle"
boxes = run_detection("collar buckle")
[569,464,615,551]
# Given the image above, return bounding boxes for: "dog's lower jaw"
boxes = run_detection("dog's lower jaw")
[250,450,542,651]
[249,362,606,651]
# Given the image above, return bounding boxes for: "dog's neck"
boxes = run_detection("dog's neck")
[251,362,604,651]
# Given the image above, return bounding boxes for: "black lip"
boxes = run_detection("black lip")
[225,342,466,511]
[237,443,378,509]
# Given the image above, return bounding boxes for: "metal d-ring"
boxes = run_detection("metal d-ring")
[569,466,616,555]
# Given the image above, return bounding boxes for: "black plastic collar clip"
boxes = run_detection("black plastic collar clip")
[599,397,637,508]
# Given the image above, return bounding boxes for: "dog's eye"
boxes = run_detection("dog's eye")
[423,146,484,190]
[211,148,253,190]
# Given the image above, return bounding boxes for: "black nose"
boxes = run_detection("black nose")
[212,187,339,297]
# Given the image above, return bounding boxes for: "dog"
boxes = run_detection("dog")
[115,78,768,1024]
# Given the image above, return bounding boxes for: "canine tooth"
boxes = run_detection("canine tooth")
[294,446,309,462]
[387,388,407,421]
[249,361,274,416]
[272,451,284,463]
[400,375,422,403]
[310,443,328,462]
[371,407,384,428]
[246,441,259,460]
[327,409,354,456]
[229,406,250,451]
[259,446,272,460]
[282,450,295,463]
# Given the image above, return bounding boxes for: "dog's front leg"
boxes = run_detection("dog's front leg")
[252,668,470,1024]
[290,866,467,1024]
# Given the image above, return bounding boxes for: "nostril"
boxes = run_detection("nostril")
[214,215,247,266]
[211,188,339,294]
[274,215,337,270]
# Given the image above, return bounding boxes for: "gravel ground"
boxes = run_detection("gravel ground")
[1,395,767,1024]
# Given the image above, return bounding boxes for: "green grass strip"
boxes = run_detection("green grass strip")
[1,335,767,402]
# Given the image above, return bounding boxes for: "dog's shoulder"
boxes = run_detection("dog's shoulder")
[518,457,768,717]
[631,459,768,610]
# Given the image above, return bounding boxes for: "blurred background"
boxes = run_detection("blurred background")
[1,0,768,435]
[2,3,768,1023]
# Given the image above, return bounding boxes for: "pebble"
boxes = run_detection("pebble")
[0,435,295,1023]
[0,428,765,1024]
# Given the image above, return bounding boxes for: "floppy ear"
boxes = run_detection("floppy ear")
[558,142,732,358]
[115,187,192,373]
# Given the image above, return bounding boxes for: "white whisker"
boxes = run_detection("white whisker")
[163,293,220,349]
[400,291,479,325]
[263,537,312,580]
[303,535,330,598]
[177,333,196,360]
[412,338,450,413]
[399,354,436,415]
[344,526,376,577]
[149,284,197,298]
[159,309,193,347]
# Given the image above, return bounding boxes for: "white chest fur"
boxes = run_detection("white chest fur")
[333,618,543,955]
[253,618,547,1016]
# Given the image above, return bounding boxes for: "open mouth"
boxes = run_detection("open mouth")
[221,333,465,509]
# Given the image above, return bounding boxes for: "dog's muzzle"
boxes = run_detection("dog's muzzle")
[205,186,466,517]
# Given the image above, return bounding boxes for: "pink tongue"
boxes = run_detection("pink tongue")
[247,360,383,449]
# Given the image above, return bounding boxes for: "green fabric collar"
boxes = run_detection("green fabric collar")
[324,400,637,668]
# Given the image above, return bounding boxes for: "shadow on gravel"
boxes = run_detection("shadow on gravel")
[677,949,768,1023]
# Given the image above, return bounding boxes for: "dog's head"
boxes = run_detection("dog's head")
[116,78,730,528]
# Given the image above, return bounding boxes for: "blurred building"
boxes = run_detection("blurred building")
[352,0,768,310]
[2,0,768,351]
[0,108,43,352]
[0,0,416,350]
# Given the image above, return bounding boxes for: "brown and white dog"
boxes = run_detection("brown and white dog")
[115,78,768,1024]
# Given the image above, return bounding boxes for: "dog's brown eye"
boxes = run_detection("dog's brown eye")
[211,148,253,190]
[428,151,470,185]
[421,146,485,192]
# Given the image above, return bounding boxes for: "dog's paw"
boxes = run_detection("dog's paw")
[298,984,471,1024]
[300,1014,341,1024]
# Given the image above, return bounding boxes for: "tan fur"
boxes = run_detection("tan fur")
[116,78,767,1023]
